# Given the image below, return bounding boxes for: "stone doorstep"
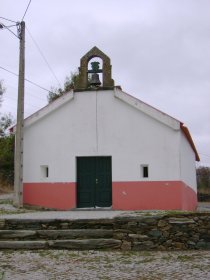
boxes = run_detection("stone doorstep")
[0,239,122,250]
[0,229,114,240]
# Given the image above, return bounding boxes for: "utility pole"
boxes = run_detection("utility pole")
[13,21,25,207]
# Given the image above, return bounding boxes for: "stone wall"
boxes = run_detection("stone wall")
[0,213,210,250]
[114,213,210,250]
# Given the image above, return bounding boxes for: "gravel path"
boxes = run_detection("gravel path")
[0,250,210,280]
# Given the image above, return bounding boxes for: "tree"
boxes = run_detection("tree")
[0,82,15,189]
[0,80,6,106]
[0,134,15,186]
[0,135,15,187]
[197,166,210,192]
[47,87,64,104]
[0,113,14,137]
[0,81,14,137]
[47,71,79,103]
[0,112,15,187]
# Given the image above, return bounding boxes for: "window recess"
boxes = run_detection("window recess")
[141,165,149,178]
[41,165,49,178]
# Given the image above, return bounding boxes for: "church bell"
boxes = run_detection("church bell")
[89,73,101,87]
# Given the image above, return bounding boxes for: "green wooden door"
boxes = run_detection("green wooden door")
[77,157,112,208]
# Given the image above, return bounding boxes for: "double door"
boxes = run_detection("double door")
[77,157,112,208]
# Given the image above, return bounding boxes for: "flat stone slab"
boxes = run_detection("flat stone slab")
[0,240,47,249]
[168,218,195,224]
[0,230,36,239]
[49,239,122,250]
[37,229,113,239]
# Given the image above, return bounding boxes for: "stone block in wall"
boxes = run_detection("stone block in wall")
[132,241,157,250]
[187,241,196,248]
[60,222,69,229]
[157,220,168,228]
[173,242,186,250]
[189,234,199,242]
[121,241,131,250]
[196,241,210,249]
[113,232,127,240]
[128,234,149,241]
[148,229,162,238]
[168,218,195,224]
[140,218,159,225]
[199,233,210,242]
[0,220,5,229]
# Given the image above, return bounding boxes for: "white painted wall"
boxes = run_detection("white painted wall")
[179,131,197,191]
[23,89,195,189]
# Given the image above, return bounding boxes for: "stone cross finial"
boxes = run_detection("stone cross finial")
[75,46,115,90]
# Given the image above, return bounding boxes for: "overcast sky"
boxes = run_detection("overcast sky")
[1,0,210,166]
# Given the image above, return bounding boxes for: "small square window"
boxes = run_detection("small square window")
[41,165,49,178]
[141,165,149,178]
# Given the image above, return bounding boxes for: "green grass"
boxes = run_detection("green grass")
[0,209,31,215]
[161,255,173,261]
[0,271,5,280]
[176,255,195,262]
[0,199,13,205]
[140,257,155,263]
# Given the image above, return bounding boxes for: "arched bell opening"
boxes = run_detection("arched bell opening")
[88,57,103,88]
[75,46,115,90]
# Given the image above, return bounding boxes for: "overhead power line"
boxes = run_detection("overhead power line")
[26,26,62,87]
[5,24,18,28]
[0,65,54,94]
[22,0,32,21]
[0,16,17,23]
[4,82,47,102]
[0,23,19,39]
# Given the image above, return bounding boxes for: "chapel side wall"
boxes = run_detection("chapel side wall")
[179,131,197,192]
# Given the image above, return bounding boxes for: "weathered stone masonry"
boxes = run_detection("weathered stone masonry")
[0,213,210,250]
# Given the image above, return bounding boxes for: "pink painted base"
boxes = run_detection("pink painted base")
[112,181,197,211]
[23,181,197,211]
[23,182,76,210]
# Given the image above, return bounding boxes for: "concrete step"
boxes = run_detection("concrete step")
[0,239,121,250]
[0,229,114,240]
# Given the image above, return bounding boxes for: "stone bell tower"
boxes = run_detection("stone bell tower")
[75,46,115,90]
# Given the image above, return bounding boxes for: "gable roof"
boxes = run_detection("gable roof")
[10,87,199,161]
[180,124,200,161]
